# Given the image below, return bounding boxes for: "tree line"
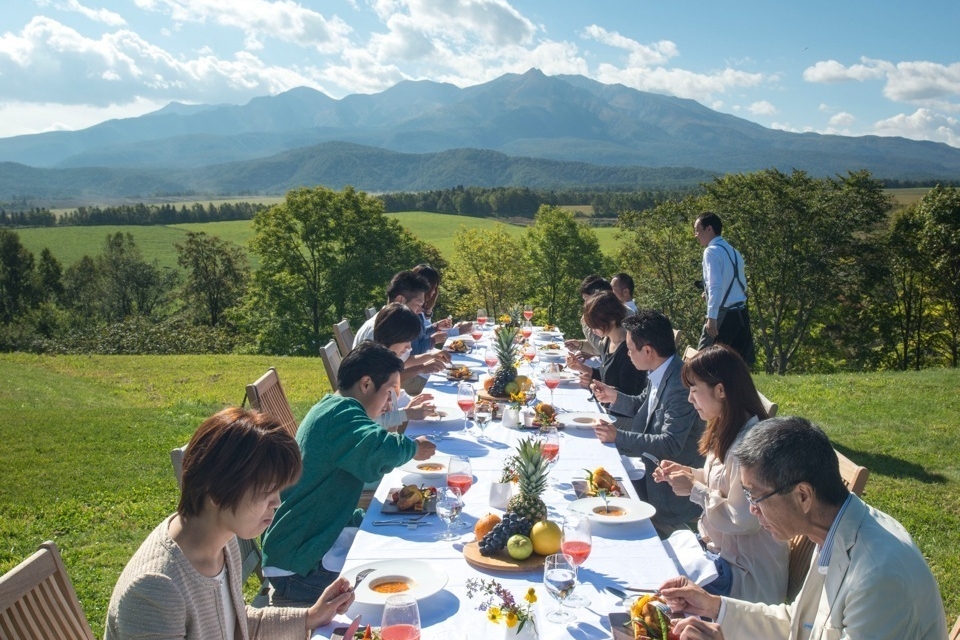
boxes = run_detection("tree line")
[0,202,269,228]
[1,175,958,373]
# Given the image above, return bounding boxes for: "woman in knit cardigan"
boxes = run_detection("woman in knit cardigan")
[653,345,789,604]
[105,407,355,639]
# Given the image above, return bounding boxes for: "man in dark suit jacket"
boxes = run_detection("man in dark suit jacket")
[592,310,705,535]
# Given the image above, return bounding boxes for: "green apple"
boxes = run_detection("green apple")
[506,534,533,560]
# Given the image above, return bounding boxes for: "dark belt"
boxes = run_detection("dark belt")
[722,302,746,311]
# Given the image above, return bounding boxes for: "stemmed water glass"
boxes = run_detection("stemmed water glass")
[435,486,463,540]
[457,381,475,433]
[543,553,578,623]
[474,402,493,441]
[560,514,592,607]
[543,362,561,406]
[381,593,421,640]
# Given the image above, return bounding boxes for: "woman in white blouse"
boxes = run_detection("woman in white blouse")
[654,345,788,604]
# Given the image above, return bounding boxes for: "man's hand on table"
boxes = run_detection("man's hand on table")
[412,436,437,460]
[659,576,722,620]
[592,419,618,443]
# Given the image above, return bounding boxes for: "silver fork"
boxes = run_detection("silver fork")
[641,451,663,471]
[353,568,375,590]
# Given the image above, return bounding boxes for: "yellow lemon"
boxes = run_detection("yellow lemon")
[530,520,561,556]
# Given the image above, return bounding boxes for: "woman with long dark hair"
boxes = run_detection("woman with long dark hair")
[654,345,788,603]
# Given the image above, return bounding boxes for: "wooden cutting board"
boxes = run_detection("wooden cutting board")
[462,540,546,572]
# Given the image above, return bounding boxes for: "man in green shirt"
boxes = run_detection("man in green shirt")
[262,342,437,602]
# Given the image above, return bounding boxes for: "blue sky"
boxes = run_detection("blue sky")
[1,0,959,148]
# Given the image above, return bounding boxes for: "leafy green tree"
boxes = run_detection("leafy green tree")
[61,255,101,321]
[445,225,526,321]
[705,169,891,374]
[245,186,442,355]
[36,248,64,303]
[0,229,37,323]
[97,233,177,321]
[886,206,933,370]
[175,232,249,326]
[617,198,705,343]
[918,185,960,366]
[522,206,604,333]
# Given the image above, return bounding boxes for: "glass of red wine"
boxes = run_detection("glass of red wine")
[381,593,421,640]
[476,308,487,330]
[521,319,533,340]
[523,304,534,321]
[446,455,473,528]
[543,362,561,406]
[456,381,475,433]
[561,513,592,607]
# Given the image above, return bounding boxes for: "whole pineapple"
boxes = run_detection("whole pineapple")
[506,438,549,523]
[488,325,519,397]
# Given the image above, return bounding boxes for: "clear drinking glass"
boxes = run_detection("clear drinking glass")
[543,362,561,406]
[380,593,421,640]
[474,402,493,441]
[561,514,592,607]
[435,486,463,540]
[483,347,498,376]
[446,455,473,528]
[543,553,577,623]
[456,381,475,433]
[523,304,534,321]
[476,308,488,330]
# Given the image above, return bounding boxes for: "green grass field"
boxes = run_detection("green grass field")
[14,211,623,269]
[1,354,957,633]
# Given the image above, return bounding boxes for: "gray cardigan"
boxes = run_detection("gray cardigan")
[610,356,706,528]
[105,515,307,640]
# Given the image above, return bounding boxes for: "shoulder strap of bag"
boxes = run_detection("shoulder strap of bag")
[716,243,747,309]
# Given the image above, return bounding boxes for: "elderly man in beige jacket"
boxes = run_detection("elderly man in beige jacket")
[660,416,946,640]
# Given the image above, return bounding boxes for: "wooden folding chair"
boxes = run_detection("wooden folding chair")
[320,340,342,392]
[682,345,699,361]
[673,328,684,349]
[365,306,378,320]
[785,449,869,601]
[949,614,960,640]
[758,392,778,418]
[333,318,355,357]
[245,367,298,439]
[0,540,95,640]
[169,444,267,604]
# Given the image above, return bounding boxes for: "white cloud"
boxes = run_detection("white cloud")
[748,100,778,116]
[132,0,353,53]
[803,58,888,83]
[873,108,960,146]
[828,111,855,127]
[581,25,677,66]
[0,96,165,138]
[804,57,960,106]
[818,102,832,113]
[370,0,536,47]
[56,0,127,26]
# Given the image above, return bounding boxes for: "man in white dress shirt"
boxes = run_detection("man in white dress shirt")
[660,416,947,640]
[612,272,638,313]
[695,212,755,365]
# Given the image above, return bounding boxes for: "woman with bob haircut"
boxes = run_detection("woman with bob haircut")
[566,290,646,397]
[653,345,788,603]
[105,407,355,639]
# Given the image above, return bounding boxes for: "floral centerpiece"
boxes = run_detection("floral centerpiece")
[500,454,521,483]
[466,578,538,636]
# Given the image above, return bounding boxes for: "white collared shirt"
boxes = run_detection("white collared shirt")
[702,236,747,319]
[645,355,674,426]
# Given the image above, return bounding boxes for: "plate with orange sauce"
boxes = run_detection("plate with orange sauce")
[342,559,448,605]
[568,496,656,524]
[400,455,450,479]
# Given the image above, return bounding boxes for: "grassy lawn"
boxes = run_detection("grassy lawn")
[1,354,957,633]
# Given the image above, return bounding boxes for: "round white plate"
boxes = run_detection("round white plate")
[568,496,656,524]
[534,331,563,341]
[421,408,451,422]
[343,559,448,605]
[400,455,450,478]
[558,411,606,429]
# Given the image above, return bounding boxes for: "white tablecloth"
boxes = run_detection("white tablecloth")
[311,332,680,640]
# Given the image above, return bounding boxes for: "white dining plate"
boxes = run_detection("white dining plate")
[343,559,448,605]
[568,496,656,524]
[400,455,450,478]
[421,408,451,422]
[534,331,563,341]
[557,411,606,429]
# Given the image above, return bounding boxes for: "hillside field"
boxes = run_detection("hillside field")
[0,354,957,633]
[14,211,622,269]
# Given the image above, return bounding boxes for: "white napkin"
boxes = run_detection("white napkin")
[321,527,359,572]
[662,529,719,586]
[620,455,647,481]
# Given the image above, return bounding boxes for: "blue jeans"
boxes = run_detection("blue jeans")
[702,551,734,596]
[270,565,341,603]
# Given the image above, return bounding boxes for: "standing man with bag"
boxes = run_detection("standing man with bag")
[695,212,755,366]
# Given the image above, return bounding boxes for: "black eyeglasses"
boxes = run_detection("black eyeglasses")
[743,483,795,508]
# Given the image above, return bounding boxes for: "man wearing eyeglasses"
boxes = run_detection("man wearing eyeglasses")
[658,416,946,640]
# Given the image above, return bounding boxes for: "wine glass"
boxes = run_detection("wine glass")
[447,455,473,528]
[474,402,493,441]
[543,553,577,623]
[539,425,560,491]
[543,362,561,406]
[523,304,534,321]
[381,593,421,640]
[522,341,537,377]
[457,381,475,433]
[483,347,498,376]
[470,324,483,351]
[521,319,533,340]
[435,486,463,540]
[561,514,592,607]
[477,308,487,330]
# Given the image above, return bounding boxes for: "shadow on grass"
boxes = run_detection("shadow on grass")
[834,444,948,485]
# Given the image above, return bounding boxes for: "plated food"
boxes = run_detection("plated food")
[342,559,448,605]
[579,466,626,497]
[445,339,468,353]
[382,484,437,513]
[446,365,475,380]
[557,411,605,429]
[569,496,656,524]
[399,455,450,478]
[532,402,559,427]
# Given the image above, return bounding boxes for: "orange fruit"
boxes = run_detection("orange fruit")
[474,513,501,540]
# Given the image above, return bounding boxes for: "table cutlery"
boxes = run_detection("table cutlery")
[641,451,664,472]
[604,585,630,600]
[353,569,375,590]
[342,615,362,639]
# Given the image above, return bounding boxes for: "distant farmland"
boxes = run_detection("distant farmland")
[15,211,622,269]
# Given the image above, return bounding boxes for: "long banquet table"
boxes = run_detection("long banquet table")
[311,330,681,640]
